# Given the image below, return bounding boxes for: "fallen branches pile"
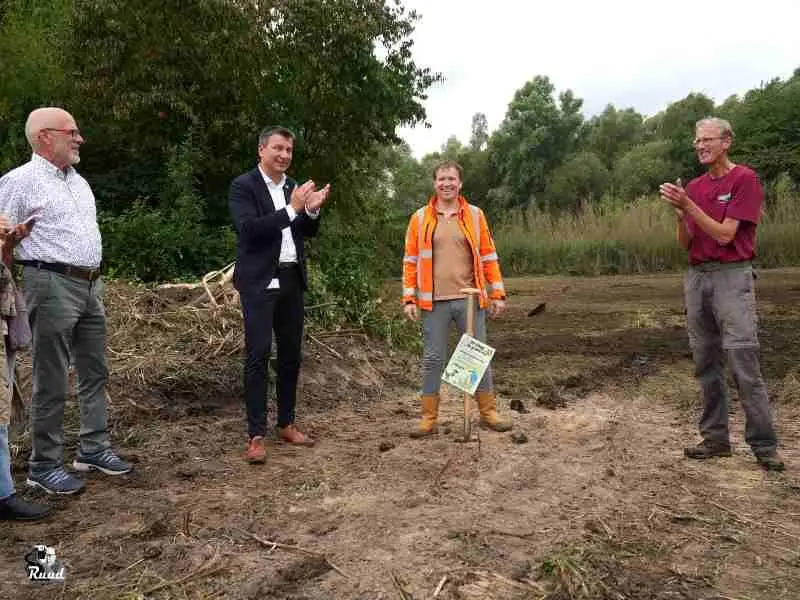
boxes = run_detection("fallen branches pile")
[104,282,244,412]
[9,262,419,436]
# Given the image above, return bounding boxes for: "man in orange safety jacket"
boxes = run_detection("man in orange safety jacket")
[402,160,511,437]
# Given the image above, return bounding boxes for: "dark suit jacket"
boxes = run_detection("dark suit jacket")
[228,168,320,296]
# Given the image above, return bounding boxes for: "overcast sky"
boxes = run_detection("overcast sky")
[397,0,799,158]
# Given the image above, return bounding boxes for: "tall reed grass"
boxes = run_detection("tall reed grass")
[494,176,800,276]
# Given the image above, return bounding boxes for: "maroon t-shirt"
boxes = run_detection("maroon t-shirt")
[685,165,763,265]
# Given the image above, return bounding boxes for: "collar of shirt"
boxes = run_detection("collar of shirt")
[257,166,286,189]
[31,153,74,181]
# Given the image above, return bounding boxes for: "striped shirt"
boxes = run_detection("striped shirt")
[0,153,102,268]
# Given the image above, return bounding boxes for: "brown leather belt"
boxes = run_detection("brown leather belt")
[20,260,102,281]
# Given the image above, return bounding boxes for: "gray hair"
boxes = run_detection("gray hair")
[24,112,41,148]
[696,116,734,140]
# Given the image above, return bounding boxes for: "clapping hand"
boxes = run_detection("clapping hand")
[306,183,331,212]
[659,178,690,212]
[289,180,317,212]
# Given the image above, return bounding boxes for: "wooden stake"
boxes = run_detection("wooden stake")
[460,287,481,441]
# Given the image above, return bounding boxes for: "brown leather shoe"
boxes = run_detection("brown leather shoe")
[277,424,315,447]
[245,436,266,463]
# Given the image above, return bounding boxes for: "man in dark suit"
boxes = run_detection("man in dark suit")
[228,126,330,464]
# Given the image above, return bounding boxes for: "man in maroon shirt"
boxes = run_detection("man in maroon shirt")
[660,117,783,471]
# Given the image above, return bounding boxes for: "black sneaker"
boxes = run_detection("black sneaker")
[27,468,85,495]
[755,453,785,472]
[73,449,132,475]
[684,440,732,459]
[0,494,51,521]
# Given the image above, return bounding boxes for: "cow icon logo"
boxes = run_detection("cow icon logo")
[24,545,65,581]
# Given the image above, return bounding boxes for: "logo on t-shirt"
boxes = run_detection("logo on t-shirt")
[717,193,732,203]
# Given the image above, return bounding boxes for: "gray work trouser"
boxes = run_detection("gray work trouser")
[421,298,492,395]
[24,266,110,474]
[684,262,777,455]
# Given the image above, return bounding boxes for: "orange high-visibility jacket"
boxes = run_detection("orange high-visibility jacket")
[402,196,506,311]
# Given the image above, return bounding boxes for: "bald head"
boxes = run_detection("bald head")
[24,107,83,169]
[25,107,74,149]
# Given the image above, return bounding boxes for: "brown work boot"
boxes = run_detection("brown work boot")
[684,440,732,460]
[476,390,512,432]
[755,452,785,472]
[277,424,316,447]
[410,394,439,438]
[245,436,266,464]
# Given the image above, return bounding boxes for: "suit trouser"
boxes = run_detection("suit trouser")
[24,267,110,474]
[684,263,777,455]
[240,266,304,437]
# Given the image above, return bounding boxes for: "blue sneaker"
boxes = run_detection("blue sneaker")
[73,449,132,475]
[26,468,85,495]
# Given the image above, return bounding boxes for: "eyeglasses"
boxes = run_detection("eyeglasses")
[42,128,82,139]
[692,136,723,147]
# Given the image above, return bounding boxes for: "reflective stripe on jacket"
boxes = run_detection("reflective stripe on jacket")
[402,196,505,310]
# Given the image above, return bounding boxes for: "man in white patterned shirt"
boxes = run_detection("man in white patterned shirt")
[0,107,131,496]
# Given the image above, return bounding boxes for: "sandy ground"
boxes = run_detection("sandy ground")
[1,269,799,600]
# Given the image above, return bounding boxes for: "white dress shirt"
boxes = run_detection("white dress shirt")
[258,167,319,289]
[0,153,103,268]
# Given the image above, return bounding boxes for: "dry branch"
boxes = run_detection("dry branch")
[307,333,344,359]
[433,575,448,597]
[391,571,413,600]
[709,501,800,542]
[240,529,351,579]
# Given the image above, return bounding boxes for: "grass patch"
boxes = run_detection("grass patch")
[495,188,800,277]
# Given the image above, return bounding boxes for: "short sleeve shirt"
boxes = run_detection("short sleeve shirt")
[685,165,763,265]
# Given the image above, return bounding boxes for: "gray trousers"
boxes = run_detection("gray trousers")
[421,298,492,395]
[684,263,777,455]
[24,266,110,473]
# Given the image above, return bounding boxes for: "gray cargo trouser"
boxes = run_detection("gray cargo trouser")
[24,266,110,474]
[421,298,492,395]
[684,262,777,455]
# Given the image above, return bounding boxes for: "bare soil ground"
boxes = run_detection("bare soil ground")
[2,269,800,600]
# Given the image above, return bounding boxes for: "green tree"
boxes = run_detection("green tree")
[613,140,680,200]
[648,92,715,178]
[469,112,489,151]
[51,0,438,281]
[378,142,430,214]
[0,0,71,173]
[488,76,584,209]
[545,151,610,212]
[580,104,645,169]
[716,93,741,121]
[726,76,800,182]
[65,0,438,216]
